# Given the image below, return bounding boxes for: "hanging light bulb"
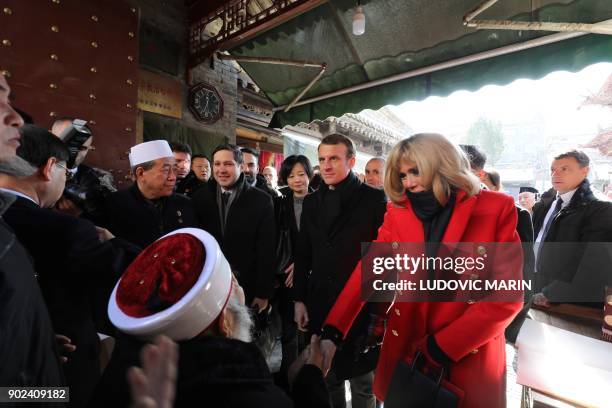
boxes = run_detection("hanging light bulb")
[352,3,365,36]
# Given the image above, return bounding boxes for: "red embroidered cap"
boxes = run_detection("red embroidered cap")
[108,228,232,340]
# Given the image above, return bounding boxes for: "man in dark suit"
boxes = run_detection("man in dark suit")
[532,149,612,306]
[0,125,140,406]
[101,140,196,248]
[294,134,387,408]
[192,144,276,312]
[0,74,65,388]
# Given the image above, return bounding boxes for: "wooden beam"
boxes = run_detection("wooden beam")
[219,0,328,51]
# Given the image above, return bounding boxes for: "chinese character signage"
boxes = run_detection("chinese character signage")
[137,69,182,119]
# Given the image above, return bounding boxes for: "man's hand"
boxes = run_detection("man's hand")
[128,335,178,408]
[306,335,325,371]
[294,301,309,332]
[320,339,337,377]
[55,334,76,364]
[287,335,327,386]
[251,297,269,313]
[533,292,550,307]
[284,263,294,288]
[56,197,83,217]
[96,226,115,242]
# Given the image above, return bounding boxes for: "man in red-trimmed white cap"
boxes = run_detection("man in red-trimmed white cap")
[99,140,197,248]
[90,228,331,408]
[107,227,245,342]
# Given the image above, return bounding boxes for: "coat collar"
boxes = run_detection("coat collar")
[0,191,16,216]
[8,194,39,209]
[316,171,361,207]
[315,172,364,239]
[399,190,477,244]
[130,182,168,205]
[441,190,477,243]
[565,178,595,209]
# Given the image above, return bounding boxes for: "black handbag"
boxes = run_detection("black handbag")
[385,351,462,408]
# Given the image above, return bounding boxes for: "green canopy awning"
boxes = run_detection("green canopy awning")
[229,0,612,126]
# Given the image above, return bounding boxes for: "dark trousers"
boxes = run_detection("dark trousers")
[274,278,299,391]
[326,369,375,408]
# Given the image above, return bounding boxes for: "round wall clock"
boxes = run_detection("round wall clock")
[188,83,224,124]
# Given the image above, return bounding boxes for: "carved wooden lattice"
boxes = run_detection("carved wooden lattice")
[189,0,323,67]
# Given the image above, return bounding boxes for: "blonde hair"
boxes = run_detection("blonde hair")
[384,133,480,206]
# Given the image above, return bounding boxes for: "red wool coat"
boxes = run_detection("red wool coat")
[324,190,523,408]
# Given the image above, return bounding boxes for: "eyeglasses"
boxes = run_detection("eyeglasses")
[78,145,95,152]
[55,162,73,180]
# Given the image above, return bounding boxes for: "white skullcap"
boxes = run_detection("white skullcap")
[129,140,173,167]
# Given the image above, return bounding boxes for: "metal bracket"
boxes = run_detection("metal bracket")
[217,53,326,113]
[464,0,612,35]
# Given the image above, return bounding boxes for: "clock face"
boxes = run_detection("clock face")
[188,83,224,124]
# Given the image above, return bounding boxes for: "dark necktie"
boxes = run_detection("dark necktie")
[221,191,231,219]
[541,197,563,240]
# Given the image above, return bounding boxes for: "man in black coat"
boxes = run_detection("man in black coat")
[91,228,329,408]
[96,334,332,408]
[0,76,65,387]
[192,144,276,311]
[241,147,280,198]
[294,134,387,408]
[0,125,140,406]
[101,140,196,248]
[533,150,612,306]
[0,192,65,389]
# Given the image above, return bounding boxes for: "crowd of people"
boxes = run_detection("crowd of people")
[1,71,612,408]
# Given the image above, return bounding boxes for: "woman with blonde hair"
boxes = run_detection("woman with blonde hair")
[319,133,522,407]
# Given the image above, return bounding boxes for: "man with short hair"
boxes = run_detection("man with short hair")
[0,74,65,388]
[170,141,194,196]
[170,141,192,180]
[192,144,276,312]
[191,154,211,183]
[364,157,385,189]
[295,134,386,408]
[533,149,612,306]
[101,140,196,248]
[241,147,278,197]
[459,144,488,184]
[0,124,140,405]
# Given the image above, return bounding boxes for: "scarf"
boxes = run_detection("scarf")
[407,190,456,282]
